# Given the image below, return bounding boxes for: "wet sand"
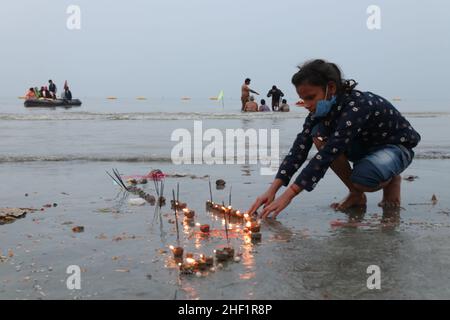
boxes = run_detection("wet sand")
[1,159,449,299]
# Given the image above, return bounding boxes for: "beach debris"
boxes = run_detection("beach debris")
[408,194,439,206]
[72,226,85,233]
[0,207,38,225]
[42,204,52,208]
[115,268,130,273]
[403,175,419,181]
[216,179,226,186]
[216,179,226,189]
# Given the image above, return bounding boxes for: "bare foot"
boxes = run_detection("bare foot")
[331,192,367,211]
[378,175,401,208]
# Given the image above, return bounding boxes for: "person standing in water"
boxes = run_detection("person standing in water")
[241,78,259,111]
[267,85,284,111]
[248,59,421,219]
[25,88,36,99]
[259,99,270,112]
[278,99,290,112]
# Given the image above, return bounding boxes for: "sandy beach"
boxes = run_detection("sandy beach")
[1,98,450,299]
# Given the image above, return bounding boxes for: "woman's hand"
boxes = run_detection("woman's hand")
[247,189,277,216]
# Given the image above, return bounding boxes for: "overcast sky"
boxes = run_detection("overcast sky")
[0,0,449,99]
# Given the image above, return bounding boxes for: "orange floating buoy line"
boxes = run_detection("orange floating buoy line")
[106,97,118,100]
[181,97,191,101]
[136,97,147,100]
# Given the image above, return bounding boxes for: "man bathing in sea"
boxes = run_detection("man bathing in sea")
[241,78,259,111]
[248,59,421,219]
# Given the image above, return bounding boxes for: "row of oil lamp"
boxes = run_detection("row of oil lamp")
[169,245,239,275]
[168,200,261,276]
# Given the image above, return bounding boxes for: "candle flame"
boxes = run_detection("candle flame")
[169,245,174,250]
[195,223,201,227]
[186,257,196,264]
[246,221,252,228]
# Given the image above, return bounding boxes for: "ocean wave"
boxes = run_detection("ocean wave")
[0,111,448,121]
[0,155,174,163]
[0,112,303,121]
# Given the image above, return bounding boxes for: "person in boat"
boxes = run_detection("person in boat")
[243,95,258,112]
[25,88,36,100]
[278,99,290,112]
[241,78,259,111]
[62,86,72,101]
[39,86,51,99]
[267,85,284,111]
[248,59,421,219]
[48,80,57,99]
[258,99,270,112]
[34,87,41,98]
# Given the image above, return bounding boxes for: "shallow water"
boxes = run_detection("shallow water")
[0,160,449,299]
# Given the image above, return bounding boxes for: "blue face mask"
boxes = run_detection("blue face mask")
[314,86,336,118]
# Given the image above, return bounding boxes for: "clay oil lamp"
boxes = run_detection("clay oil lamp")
[214,249,229,262]
[178,257,197,274]
[250,231,262,242]
[158,196,166,206]
[199,254,214,267]
[182,208,195,219]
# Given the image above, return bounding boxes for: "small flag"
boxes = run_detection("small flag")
[217,90,224,101]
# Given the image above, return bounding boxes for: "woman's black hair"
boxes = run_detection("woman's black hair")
[282,99,287,103]
[261,99,266,104]
[291,59,358,94]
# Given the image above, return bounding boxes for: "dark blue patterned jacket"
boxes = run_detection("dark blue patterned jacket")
[275,90,421,191]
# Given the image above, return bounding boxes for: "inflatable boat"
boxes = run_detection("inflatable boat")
[24,98,82,107]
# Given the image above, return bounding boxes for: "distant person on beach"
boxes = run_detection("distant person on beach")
[278,99,290,112]
[248,59,421,219]
[25,88,36,99]
[267,85,284,111]
[243,96,258,112]
[48,80,57,99]
[259,99,270,112]
[241,78,259,111]
[62,87,72,100]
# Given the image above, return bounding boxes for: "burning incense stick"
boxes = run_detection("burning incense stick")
[208,178,213,202]
[172,189,180,245]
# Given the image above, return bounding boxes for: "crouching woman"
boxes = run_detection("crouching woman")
[248,59,421,219]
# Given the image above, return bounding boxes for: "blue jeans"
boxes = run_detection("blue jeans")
[312,123,414,188]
